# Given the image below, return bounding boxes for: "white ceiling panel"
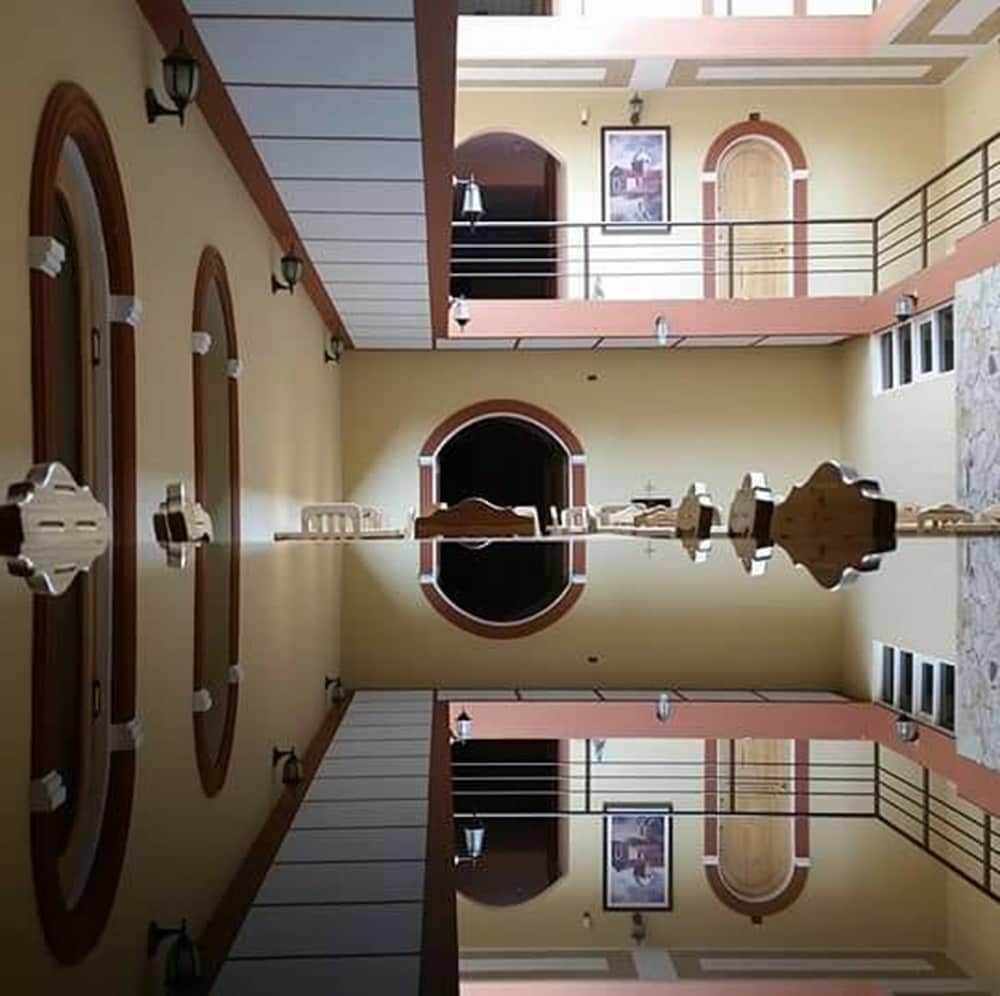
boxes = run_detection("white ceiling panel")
[517,337,599,349]
[346,327,431,337]
[598,337,666,348]
[698,64,930,81]
[324,283,429,301]
[336,298,430,315]
[317,262,427,283]
[193,19,417,86]
[256,139,423,180]
[933,0,996,35]
[230,87,421,139]
[343,317,432,330]
[458,66,607,82]
[275,179,424,214]
[437,339,517,349]
[187,1,413,14]
[307,241,427,265]
[350,337,431,349]
[757,334,846,346]
[293,212,426,241]
[676,336,761,347]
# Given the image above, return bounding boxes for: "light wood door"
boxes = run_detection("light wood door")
[718,738,793,900]
[717,140,790,299]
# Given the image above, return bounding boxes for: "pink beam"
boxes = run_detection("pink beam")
[459,16,875,63]
[450,296,872,339]
[447,701,1000,814]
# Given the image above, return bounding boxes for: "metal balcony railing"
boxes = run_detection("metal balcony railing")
[450,130,1000,301]
[451,742,1000,902]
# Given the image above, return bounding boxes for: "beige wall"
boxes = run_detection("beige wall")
[839,336,956,508]
[943,44,1000,163]
[1,1,342,990]
[457,86,944,298]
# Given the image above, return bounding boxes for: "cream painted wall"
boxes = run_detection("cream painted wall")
[943,44,1000,163]
[458,738,947,952]
[0,1,342,990]
[839,336,957,507]
[947,875,1000,980]
[456,86,944,298]
[839,538,959,700]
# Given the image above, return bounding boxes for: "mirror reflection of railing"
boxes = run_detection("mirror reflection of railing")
[451,741,1000,903]
[450,131,999,301]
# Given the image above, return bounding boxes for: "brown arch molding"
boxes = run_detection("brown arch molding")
[702,739,811,920]
[701,118,809,299]
[191,247,242,797]
[418,400,586,640]
[29,82,138,964]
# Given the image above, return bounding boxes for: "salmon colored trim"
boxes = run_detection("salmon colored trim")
[702,119,808,299]
[420,577,584,640]
[702,121,807,173]
[449,701,1000,814]
[703,740,810,919]
[417,400,586,640]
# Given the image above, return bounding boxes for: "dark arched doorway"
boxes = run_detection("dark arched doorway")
[454,739,564,906]
[418,400,586,639]
[451,131,560,300]
[438,417,566,624]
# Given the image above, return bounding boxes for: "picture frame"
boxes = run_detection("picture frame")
[603,803,673,911]
[601,126,671,231]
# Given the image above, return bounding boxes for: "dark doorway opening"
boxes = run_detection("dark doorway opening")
[451,132,559,300]
[453,739,562,906]
[437,417,568,623]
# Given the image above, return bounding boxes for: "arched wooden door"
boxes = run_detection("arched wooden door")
[716,140,789,299]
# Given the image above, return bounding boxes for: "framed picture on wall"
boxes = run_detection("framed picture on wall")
[601,127,671,231]
[603,803,673,911]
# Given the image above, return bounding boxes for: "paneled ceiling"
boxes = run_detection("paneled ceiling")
[457,0,1000,89]
[185,0,438,349]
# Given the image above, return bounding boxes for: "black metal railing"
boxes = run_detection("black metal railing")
[451,742,1000,901]
[450,131,1000,301]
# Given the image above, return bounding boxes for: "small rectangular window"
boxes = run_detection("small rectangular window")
[881,645,895,703]
[937,306,954,372]
[940,664,955,731]
[920,660,935,718]
[880,332,894,390]
[919,320,934,374]
[897,323,913,385]
[899,651,914,712]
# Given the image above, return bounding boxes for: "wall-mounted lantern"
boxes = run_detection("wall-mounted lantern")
[450,709,473,745]
[893,713,919,744]
[271,247,305,295]
[145,33,201,126]
[453,176,485,230]
[147,919,202,990]
[272,746,304,786]
[628,92,644,126]
[455,818,486,866]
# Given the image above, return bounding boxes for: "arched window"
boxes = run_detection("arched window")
[418,400,585,639]
[701,119,808,300]
[191,248,242,796]
[28,83,138,964]
[451,131,563,300]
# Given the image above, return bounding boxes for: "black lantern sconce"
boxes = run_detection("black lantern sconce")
[453,175,485,230]
[272,746,305,786]
[145,33,201,126]
[147,919,202,991]
[325,675,346,703]
[272,247,305,295]
[628,91,644,126]
[324,334,344,365]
